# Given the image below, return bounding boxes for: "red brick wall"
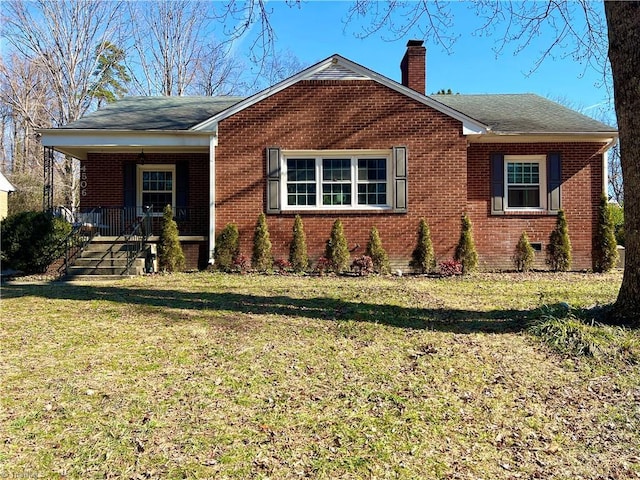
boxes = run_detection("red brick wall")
[216,80,468,270]
[81,82,606,272]
[82,152,209,209]
[83,152,210,269]
[467,142,604,270]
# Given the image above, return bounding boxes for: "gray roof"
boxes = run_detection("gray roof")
[62,96,245,130]
[62,92,616,135]
[429,93,616,134]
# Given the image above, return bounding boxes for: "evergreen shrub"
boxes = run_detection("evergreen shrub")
[454,213,478,274]
[214,223,239,272]
[365,226,390,274]
[593,194,619,272]
[289,214,309,273]
[158,205,185,272]
[252,213,273,271]
[0,210,71,274]
[513,231,535,273]
[547,210,572,272]
[409,218,436,274]
[325,218,349,273]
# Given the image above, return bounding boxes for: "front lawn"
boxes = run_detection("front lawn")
[1,272,638,479]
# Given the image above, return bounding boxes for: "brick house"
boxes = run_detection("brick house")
[40,41,617,272]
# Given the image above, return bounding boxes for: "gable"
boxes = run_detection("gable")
[192,55,489,135]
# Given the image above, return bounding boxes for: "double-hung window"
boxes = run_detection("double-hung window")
[283,151,391,210]
[504,155,546,210]
[137,164,176,215]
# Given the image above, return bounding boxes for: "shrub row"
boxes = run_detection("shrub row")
[213,213,481,276]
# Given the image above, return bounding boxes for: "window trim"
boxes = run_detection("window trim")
[137,164,176,216]
[504,155,547,211]
[281,150,393,211]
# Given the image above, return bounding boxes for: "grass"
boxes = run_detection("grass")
[1,272,639,479]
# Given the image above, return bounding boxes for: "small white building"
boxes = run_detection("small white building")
[0,171,16,220]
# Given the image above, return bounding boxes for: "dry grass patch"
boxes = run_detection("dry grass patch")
[1,272,638,479]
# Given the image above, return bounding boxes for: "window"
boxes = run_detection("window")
[504,155,546,210]
[137,165,176,214]
[282,151,391,210]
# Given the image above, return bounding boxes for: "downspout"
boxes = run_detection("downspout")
[209,132,218,264]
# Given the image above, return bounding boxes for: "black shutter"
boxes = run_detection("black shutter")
[266,147,281,213]
[490,153,505,214]
[393,146,407,212]
[123,162,136,208]
[547,152,562,213]
[176,161,189,221]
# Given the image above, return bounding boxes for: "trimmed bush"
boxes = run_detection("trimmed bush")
[252,213,273,271]
[351,255,374,276]
[547,210,572,272]
[454,213,478,274]
[214,223,239,272]
[0,210,71,274]
[409,218,436,274]
[593,194,619,272]
[158,205,185,272]
[289,214,309,273]
[439,260,462,277]
[325,218,350,273]
[365,226,390,274]
[514,231,535,273]
[314,256,332,276]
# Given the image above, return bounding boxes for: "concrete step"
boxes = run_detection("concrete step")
[83,242,138,253]
[78,250,130,259]
[72,257,132,267]
[67,262,145,276]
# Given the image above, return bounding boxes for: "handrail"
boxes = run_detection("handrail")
[122,206,152,274]
[57,224,97,277]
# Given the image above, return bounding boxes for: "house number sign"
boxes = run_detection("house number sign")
[80,164,87,197]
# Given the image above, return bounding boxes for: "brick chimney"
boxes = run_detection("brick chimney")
[400,40,426,94]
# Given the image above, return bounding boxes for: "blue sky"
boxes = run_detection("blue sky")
[241,1,613,123]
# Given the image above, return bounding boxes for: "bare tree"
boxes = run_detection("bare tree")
[128,1,218,96]
[1,0,124,207]
[192,41,244,96]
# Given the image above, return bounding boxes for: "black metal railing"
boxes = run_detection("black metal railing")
[56,223,97,277]
[55,206,208,237]
[123,206,152,274]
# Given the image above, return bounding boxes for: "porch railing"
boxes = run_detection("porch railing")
[54,206,208,237]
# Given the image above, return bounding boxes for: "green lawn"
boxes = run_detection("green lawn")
[1,272,639,479]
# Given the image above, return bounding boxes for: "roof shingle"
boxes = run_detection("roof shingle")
[429,93,616,134]
[62,96,245,130]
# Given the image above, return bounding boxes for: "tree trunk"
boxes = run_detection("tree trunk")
[605,1,640,326]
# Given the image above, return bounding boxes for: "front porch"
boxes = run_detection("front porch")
[55,205,210,274]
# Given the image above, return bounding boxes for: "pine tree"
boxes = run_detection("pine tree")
[289,214,309,273]
[214,223,239,272]
[325,218,350,273]
[158,204,185,272]
[547,209,572,272]
[365,226,390,274]
[454,213,478,274]
[409,218,436,273]
[594,194,619,272]
[514,231,535,272]
[252,213,273,271]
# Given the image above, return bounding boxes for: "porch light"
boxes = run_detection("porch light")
[137,149,146,164]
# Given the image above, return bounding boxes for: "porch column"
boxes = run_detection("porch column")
[209,135,218,264]
[43,146,54,211]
